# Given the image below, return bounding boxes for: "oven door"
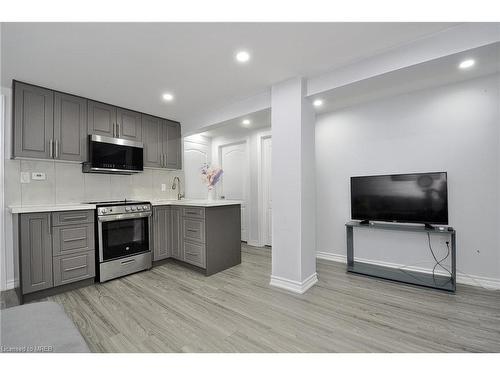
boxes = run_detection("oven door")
[98,212,151,262]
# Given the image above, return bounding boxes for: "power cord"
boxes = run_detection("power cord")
[426,232,452,280]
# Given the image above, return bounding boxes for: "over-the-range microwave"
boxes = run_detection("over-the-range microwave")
[82,134,144,175]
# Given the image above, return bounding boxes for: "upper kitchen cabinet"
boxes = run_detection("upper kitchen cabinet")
[116,108,142,142]
[164,121,182,169]
[13,81,54,159]
[142,114,164,168]
[87,100,116,138]
[54,92,88,162]
[88,101,143,142]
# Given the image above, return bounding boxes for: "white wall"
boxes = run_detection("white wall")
[0,86,185,291]
[315,74,500,282]
[211,127,271,247]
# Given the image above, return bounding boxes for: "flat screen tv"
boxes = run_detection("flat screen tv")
[350,172,448,225]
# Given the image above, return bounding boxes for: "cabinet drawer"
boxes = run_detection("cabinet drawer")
[183,241,206,268]
[52,210,94,226]
[182,207,205,219]
[183,218,205,243]
[52,223,95,256]
[53,251,95,287]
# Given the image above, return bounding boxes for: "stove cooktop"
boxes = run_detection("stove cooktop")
[83,199,149,206]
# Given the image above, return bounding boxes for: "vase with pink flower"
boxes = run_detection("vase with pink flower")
[200,164,223,201]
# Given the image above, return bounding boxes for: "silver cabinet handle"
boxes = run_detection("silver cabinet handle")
[48,213,52,234]
[160,154,164,168]
[61,215,87,221]
[64,264,87,272]
[116,123,120,138]
[49,139,54,158]
[187,228,197,232]
[112,123,116,137]
[54,139,59,159]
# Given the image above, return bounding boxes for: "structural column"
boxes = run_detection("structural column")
[270,77,317,293]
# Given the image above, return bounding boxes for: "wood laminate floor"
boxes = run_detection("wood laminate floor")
[45,244,500,352]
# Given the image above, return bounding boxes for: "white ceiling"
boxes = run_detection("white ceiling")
[198,108,271,138]
[1,23,459,124]
[311,42,500,114]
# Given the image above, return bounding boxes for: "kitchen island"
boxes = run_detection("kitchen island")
[152,200,242,276]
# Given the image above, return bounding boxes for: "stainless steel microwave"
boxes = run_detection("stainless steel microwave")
[83,135,143,175]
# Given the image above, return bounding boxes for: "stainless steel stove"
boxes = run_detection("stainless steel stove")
[92,200,152,282]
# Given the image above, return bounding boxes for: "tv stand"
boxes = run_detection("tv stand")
[345,221,456,292]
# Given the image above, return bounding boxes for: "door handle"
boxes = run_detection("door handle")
[49,139,54,158]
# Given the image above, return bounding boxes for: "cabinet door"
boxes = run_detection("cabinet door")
[153,206,171,261]
[116,108,142,142]
[170,207,183,260]
[164,121,182,169]
[87,100,116,137]
[20,213,53,294]
[13,82,54,159]
[54,92,87,161]
[142,114,163,168]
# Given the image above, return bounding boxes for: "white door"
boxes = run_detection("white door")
[184,139,210,199]
[262,137,272,246]
[219,142,248,242]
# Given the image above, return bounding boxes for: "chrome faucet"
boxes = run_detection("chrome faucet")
[171,176,184,200]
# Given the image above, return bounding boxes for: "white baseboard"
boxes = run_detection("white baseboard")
[247,240,265,248]
[270,272,318,294]
[317,251,500,290]
[1,278,17,292]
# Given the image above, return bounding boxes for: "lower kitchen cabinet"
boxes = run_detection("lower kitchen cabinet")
[17,210,96,300]
[53,251,95,286]
[20,213,53,294]
[153,206,171,261]
[152,204,241,275]
[170,206,183,260]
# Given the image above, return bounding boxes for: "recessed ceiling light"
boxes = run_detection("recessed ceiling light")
[313,99,323,107]
[162,93,174,102]
[235,50,251,63]
[459,59,475,69]
[241,119,251,127]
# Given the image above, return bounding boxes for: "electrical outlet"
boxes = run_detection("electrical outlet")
[31,172,46,180]
[20,172,30,184]
[161,183,166,192]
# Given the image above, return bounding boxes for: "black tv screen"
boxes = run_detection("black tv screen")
[350,172,448,225]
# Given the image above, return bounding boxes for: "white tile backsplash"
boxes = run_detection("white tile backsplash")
[55,163,84,204]
[5,160,184,206]
[110,174,133,200]
[20,159,56,205]
[83,173,112,202]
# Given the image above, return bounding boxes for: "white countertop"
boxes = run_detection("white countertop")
[9,203,97,214]
[150,199,242,207]
[9,199,241,213]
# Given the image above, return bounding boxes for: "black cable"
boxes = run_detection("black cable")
[426,232,452,282]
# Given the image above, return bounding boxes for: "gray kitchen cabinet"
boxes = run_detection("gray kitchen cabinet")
[116,108,142,142]
[54,92,88,161]
[13,81,54,159]
[183,240,206,268]
[170,207,183,259]
[20,213,53,294]
[87,100,116,137]
[164,121,182,169]
[53,251,95,287]
[153,206,171,261]
[52,223,95,256]
[142,114,164,168]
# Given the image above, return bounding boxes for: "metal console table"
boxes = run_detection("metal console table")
[346,221,456,292]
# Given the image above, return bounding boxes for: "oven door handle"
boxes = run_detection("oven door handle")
[98,212,152,222]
